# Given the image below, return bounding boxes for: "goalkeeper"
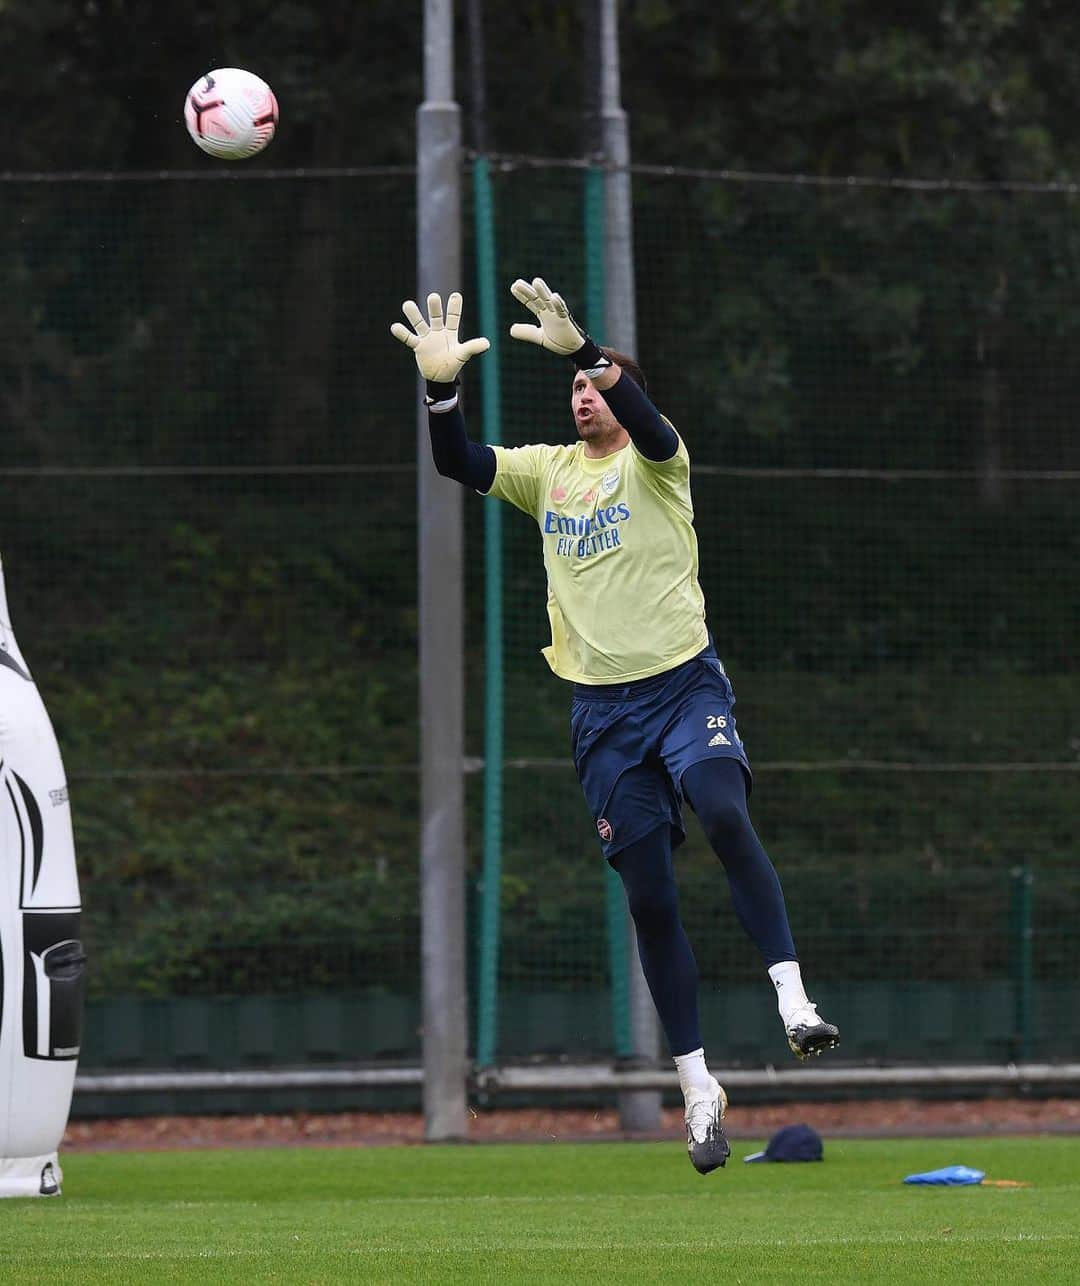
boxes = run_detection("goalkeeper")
[392,280,839,1176]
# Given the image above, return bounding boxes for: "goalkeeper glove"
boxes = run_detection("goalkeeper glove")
[390,292,490,400]
[509,277,612,378]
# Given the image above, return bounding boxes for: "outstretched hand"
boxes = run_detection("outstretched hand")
[390,292,490,382]
[509,277,586,357]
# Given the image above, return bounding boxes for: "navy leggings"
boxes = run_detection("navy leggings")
[611,757,797,1056]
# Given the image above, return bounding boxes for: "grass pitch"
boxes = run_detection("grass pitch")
[1,1136,1076,1283]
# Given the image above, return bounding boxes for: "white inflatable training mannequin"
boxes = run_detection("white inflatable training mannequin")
[0,555,84,1197]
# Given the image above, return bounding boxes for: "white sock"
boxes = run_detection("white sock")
[768,960,811,1026]
[673,1047,713,1097]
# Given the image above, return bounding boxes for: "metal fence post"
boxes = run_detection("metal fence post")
[1010,863,1034,1061]
[417,0,467,1142]
[584,162,634,1064]
[474,152,504,1070]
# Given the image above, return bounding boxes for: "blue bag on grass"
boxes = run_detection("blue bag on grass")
[903,1165,985,1186]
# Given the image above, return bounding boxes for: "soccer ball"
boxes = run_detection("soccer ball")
[184,68,278,160]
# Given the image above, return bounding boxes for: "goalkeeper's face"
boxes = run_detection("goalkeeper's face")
[571,372,628,454]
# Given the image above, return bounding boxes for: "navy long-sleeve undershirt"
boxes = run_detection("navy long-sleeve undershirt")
[427,403,497,491]
[597,373,679,462]
[426,370,680,490]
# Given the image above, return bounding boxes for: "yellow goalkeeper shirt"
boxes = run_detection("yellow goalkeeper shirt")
[488,429,709,683]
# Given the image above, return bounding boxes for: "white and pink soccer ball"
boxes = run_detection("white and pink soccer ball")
[184,68,278,159]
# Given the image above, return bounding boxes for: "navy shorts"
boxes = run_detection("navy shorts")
[570,642,752,862]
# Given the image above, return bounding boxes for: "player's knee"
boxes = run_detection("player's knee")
[612,825,682,936]
[696,792,750,850]
[684,760,752,848]
[623,876,681,939]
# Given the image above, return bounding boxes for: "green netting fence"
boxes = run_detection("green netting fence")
[1,162,1076,1081]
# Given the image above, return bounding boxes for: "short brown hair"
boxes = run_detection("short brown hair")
[601,347,647,394]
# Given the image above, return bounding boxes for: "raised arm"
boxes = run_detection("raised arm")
[509,275,678,462]
[390,291,496,491]
[594,370,678,463]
